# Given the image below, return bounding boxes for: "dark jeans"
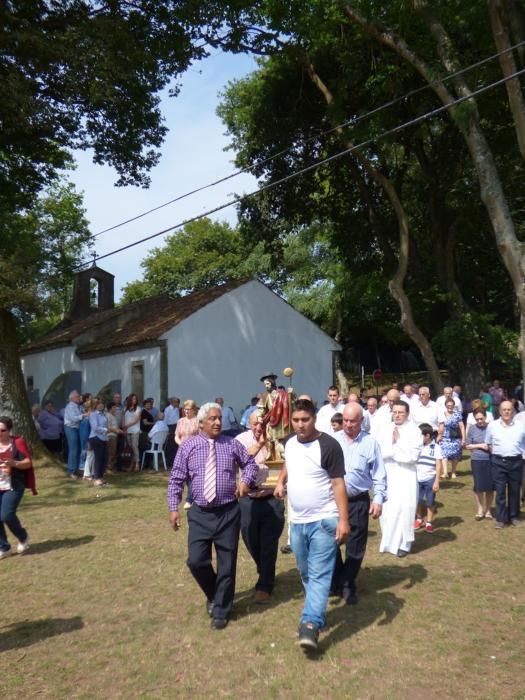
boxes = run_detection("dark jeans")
[0,486,27,552]
[186,501,241,620]
[332,492,370,594]
[64,426,80,475]
[491,455,522,523]
[91,437,108,480]
[239,495,285,593]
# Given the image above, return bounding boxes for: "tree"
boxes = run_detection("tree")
[0,1,212,437]
[0,179,91,440]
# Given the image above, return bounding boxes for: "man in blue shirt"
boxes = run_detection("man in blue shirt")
[485,400,525,528]
[331,402,387,604]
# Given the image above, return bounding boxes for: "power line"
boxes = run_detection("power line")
[91,39,525,239]
[79,65,525,270]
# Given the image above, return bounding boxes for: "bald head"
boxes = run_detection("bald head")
[347,392,359,403]
[386,389,400,405]
[343,402,363,439]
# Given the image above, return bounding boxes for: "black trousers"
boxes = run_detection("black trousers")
[239,495,285,593]
[90,437,107,480]
[332,492,370,594]
[186,501,240,620]
[491,455,522,523]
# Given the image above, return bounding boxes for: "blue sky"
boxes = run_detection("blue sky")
[70,50,258,299]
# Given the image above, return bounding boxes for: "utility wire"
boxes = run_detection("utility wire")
[91,39,525,239]
[79,65,525,270]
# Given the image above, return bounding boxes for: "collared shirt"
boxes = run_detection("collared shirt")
[240,405,257,428]
[167,433,258,510]
[38,409,64,439]
[485,418,525,456]
[315,402,345,434]
[64,400,83,428]
[149,419,169,439]
[235,429,270,486]
[89,410,108,441]
[163,405,180,426]
[335,429,386,504]
[221,405,237,431]
[411,400,440,430]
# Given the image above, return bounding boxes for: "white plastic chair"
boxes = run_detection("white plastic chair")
[140,430,169,471]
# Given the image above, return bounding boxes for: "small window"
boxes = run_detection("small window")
[27,376,34,391]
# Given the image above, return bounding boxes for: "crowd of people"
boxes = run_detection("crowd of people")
[4,377,524,653]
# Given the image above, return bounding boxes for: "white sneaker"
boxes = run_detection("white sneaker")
[17,537,30,555]
[183,502,192,510]
[0,549,12,559]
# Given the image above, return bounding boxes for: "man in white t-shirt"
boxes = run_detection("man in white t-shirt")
[274,399,349,651]
[412,386,439,430]
[315,385,345,433]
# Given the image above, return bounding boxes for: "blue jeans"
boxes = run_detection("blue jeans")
[0,486,27,552]
[65,426,80,475]
[291,518,339,629]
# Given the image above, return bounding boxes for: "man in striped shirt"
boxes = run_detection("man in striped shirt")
[168,402,258,630]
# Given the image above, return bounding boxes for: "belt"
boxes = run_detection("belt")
[348,491,370,503]
[492,454,522,461]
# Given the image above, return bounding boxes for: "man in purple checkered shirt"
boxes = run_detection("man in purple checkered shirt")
[168,402,258,630]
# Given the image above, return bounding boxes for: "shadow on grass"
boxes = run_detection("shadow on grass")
[411,526,458,554]
[232,568,304,619]
[0,616,83,653]
[439,480,466,491]
[28,535,95,555]
[312,563,428,655]
[25,492,136,509]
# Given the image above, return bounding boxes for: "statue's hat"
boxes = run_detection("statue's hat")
[260,372,278,382]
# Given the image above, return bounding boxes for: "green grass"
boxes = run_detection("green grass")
[1,458,524,699]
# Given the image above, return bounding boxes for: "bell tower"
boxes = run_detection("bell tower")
[66,264,115,321]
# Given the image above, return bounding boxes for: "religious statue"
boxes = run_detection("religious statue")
[257,371,294,461]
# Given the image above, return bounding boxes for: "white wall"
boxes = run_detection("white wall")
[22,346,161,408]
[162,280,339,416]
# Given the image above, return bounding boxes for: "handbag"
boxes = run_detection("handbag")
[448,425,461,439]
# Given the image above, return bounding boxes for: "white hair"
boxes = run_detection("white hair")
[197,402,222,422]
[69,390,80,400]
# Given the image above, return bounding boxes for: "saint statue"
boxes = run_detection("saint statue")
[257,372,294,458]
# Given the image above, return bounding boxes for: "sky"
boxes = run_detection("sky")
[69,50,259,300]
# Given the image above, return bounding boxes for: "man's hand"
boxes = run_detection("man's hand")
[237,482,250,498]
[274,482,286,500]
[335,518,350,544]
[369,502,382,519]
[169,511,181,531]
[432,481,440,493]
[392,427,399,444]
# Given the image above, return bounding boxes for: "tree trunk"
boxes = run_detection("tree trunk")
[341,1,525,386]
[301,53,444,392]
[0,309,41,447]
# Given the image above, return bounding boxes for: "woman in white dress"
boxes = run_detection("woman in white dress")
[376,401,423,557]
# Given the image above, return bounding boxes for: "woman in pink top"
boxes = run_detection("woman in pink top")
[174,400,199,508]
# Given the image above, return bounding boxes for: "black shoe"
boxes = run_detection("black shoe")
[210,617,228,630]
[343,587,358,605]
[206,600,214,617]
[396,549,409,558]
[280,545,292,554]
[297,622,319,650]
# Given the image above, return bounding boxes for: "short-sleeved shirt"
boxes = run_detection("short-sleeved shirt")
[285,432,344,524]
[466,424,490,461]
[416,441,442,482]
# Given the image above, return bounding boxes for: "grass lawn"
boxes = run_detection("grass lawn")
[1,457,524,700]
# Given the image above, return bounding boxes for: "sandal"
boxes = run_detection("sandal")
[484,512,493,520]
[475,513,484,521]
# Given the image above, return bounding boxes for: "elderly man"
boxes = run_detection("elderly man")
[363,397,379,433]
[168,402,258,630]
[331,402,386,604]
[315,385,345,433]
[215,397,238,437]
[64,390,83,479]
[274,399,349,651]
[400,384,419,411]
[436,386,462,421]
[412,387,439,430]
[485,400,525,528]
[235,412,285,603]
[371,388,400,437]
[376,400,422,557]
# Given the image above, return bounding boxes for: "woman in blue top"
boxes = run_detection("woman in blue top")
[437,399,466,479]
[89,398,109,487]
[465,408,494,520]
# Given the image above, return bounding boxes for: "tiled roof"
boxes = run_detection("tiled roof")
[22,279,249,357]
